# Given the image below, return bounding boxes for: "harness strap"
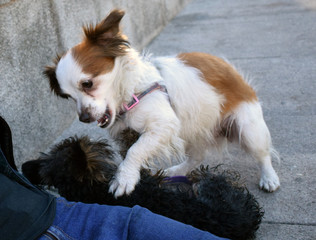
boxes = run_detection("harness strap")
[119,82,168,115]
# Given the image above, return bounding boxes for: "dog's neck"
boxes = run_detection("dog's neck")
[112,49,164,107]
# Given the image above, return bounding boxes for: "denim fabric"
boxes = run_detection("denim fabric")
[38,197,228,240]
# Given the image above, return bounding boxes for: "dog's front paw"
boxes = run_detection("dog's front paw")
[259,168,280,192]
[109,164,140,198]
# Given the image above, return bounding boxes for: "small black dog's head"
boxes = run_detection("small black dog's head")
[22,136,120,187]
[22,129,139,202]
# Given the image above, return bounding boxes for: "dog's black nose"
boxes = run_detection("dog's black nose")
[79,112,91,123]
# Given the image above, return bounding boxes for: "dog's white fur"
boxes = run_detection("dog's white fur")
[49,10,280,197]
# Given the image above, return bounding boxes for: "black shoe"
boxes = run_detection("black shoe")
[0,116,17,170]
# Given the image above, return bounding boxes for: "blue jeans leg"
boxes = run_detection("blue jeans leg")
[128,205,228,240]
[37,197,228,240]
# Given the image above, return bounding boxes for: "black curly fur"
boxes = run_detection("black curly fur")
[22,136,263,240]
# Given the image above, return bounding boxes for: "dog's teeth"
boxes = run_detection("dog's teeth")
[97,112,110,128]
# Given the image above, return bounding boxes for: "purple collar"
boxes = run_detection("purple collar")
[163,176,192,185]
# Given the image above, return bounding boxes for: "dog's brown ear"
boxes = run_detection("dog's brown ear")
[82,9,129,57]
[43,54,70,99]
[84,9,126,42]
[43,65,58,92]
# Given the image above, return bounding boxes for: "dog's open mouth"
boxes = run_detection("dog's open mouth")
[97,109,112,128]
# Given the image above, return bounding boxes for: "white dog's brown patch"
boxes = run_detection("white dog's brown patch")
[178,52,257,115]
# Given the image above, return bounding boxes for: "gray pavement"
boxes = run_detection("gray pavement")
[54,0,316,239]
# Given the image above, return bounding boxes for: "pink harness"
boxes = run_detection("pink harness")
[119,83,168,115]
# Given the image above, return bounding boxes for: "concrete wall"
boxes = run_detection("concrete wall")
[0,0,191,167]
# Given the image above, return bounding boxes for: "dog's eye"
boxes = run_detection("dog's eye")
[82,80,93,89]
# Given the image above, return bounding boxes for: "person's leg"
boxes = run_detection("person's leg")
[37,197,227,240]
[128,205,227,240]
[38,197,132,240]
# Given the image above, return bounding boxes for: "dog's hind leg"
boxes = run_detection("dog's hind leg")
[233,101,280,192]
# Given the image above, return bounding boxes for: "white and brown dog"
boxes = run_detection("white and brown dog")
[44,9,280,197]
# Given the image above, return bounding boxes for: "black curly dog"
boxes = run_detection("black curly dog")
[22,130,264,240]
